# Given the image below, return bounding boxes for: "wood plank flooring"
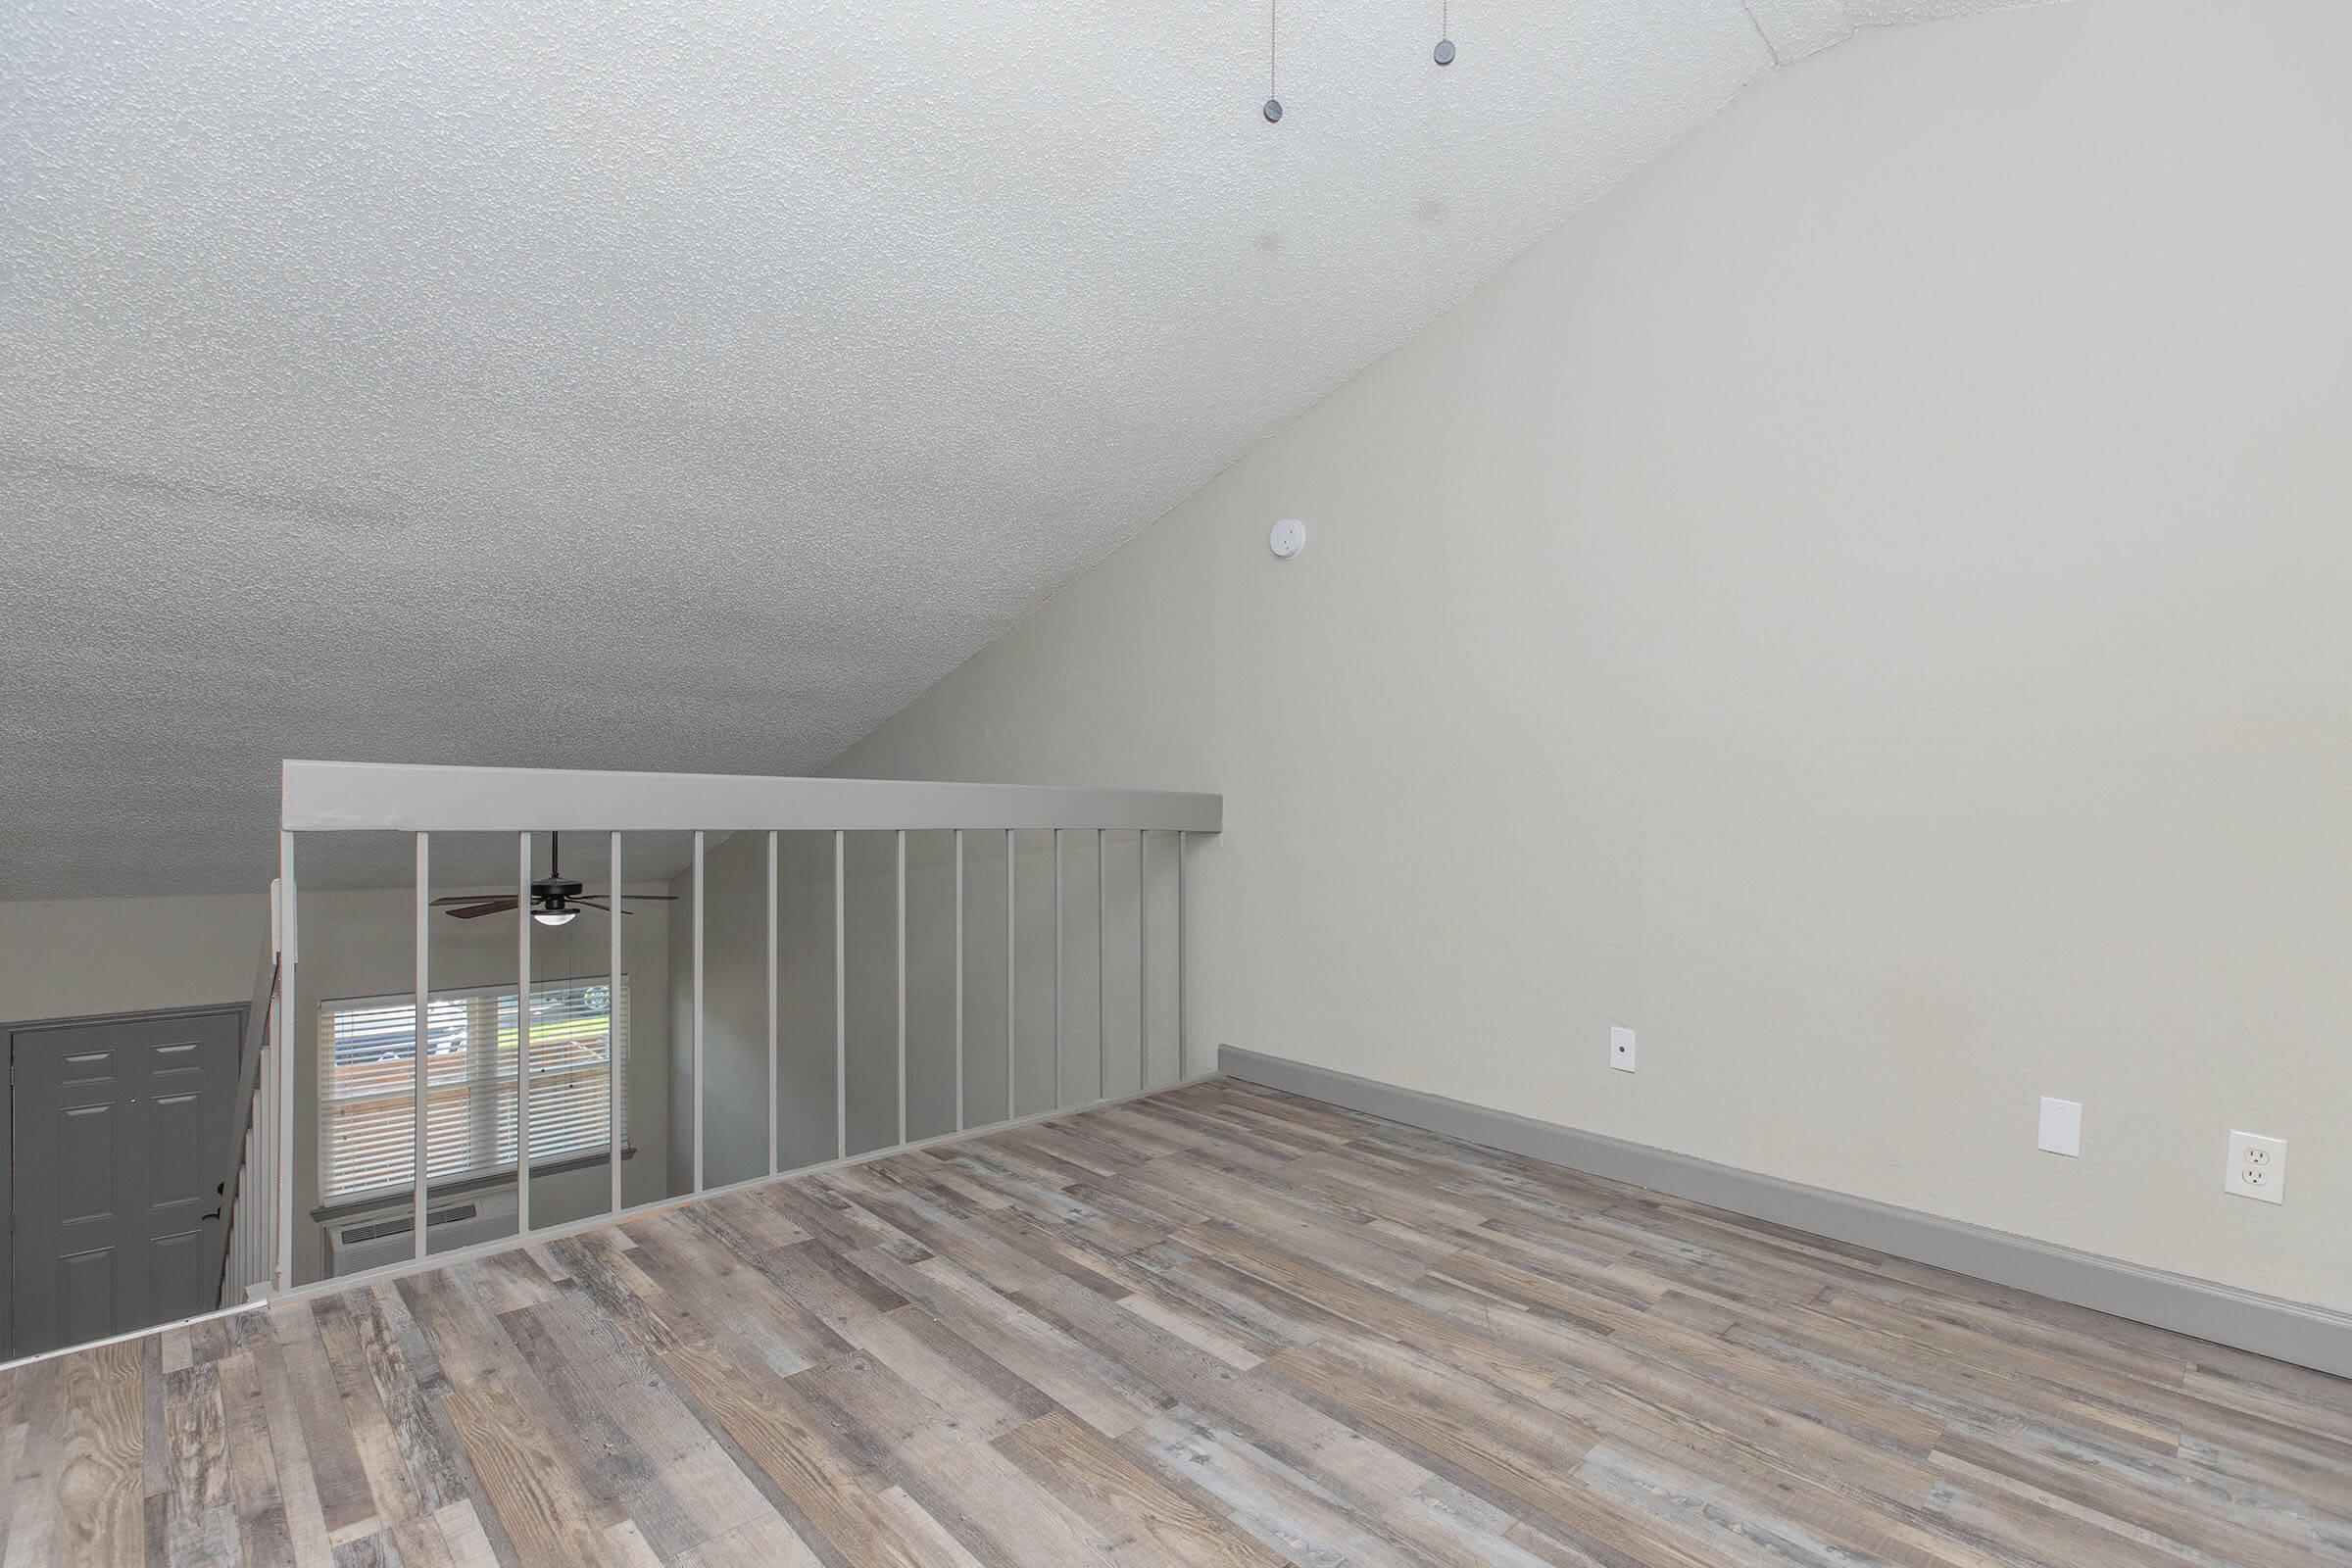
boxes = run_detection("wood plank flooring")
[5,1077,2349,1566]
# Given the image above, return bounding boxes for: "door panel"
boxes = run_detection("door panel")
[58,1102,118,1222]
[63,1248,114,1328]
[150,1228,211,1323]
[150,1092,207,1206]
[59,1049,120,1088]
[10,1007,242,1357]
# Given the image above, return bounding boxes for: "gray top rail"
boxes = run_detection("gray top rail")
[281,760,1222,834]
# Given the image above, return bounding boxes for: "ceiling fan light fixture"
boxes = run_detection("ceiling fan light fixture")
[532,906,579,926]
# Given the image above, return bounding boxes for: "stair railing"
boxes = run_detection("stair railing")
[215,879,284,1307]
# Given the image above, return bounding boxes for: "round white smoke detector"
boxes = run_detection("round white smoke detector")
[1269,518,1306,559]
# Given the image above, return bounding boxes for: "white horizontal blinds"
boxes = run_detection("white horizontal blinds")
[491,982,627,1174]
[318,977,628,1202]
[318,997,467,1199]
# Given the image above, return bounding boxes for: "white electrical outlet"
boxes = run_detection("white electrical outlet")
[2225,1131,2285,1204]
[1609,1025,1637,1073]
[2036,1097,2082,1157]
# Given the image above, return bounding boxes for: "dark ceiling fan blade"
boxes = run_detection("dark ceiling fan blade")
[444,899,518,919]
[431,895,510,905]
[615,894,679,901]
[570,900,628,915]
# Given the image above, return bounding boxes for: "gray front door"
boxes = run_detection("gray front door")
[9,1007,242,1357]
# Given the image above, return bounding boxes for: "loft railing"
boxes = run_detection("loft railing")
[257,760,1222,1295]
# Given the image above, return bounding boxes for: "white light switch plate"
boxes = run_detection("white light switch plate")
[2225,1131,2284,1203]
[1609,1026,1636,1073]
[2036,1097,2082,1157]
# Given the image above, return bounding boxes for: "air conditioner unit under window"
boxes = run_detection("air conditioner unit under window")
[325,1187,519,1277]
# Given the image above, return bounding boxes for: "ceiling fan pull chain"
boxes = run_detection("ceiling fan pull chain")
[1263,0,1282,122]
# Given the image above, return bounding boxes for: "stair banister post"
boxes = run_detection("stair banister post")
[276,833,296,1293]
[517,831,533,1234]
[612,831,625,1216]
[414,832,430,1260]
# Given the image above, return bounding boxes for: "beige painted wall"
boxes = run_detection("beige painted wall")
[0,893,270,1024]
[830,0,2352,1310]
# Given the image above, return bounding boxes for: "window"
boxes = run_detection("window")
[318,977,627,1204]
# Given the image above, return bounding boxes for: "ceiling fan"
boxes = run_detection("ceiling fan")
[431,832,678,925]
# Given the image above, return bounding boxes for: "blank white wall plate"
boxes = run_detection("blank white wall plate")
[2037,1097,2082,1157]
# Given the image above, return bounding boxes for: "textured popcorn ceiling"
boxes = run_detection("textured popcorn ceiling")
[1,0,2041,898]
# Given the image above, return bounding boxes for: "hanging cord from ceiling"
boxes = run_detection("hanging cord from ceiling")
[1264,0,1283,122]
[1262,1,1461,123]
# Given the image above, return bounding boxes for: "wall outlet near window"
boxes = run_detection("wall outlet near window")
[2225,1131,2284,1204]
[1609,1026,1637,1073]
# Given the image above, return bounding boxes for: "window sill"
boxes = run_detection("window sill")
[313,1146,637,1225]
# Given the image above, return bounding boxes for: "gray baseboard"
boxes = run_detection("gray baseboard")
[1218,1046,2352,1380]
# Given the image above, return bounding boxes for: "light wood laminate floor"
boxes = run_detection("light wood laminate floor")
[5,1078,2348,1566]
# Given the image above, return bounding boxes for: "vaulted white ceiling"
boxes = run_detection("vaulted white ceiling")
[1,0,2041,898]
